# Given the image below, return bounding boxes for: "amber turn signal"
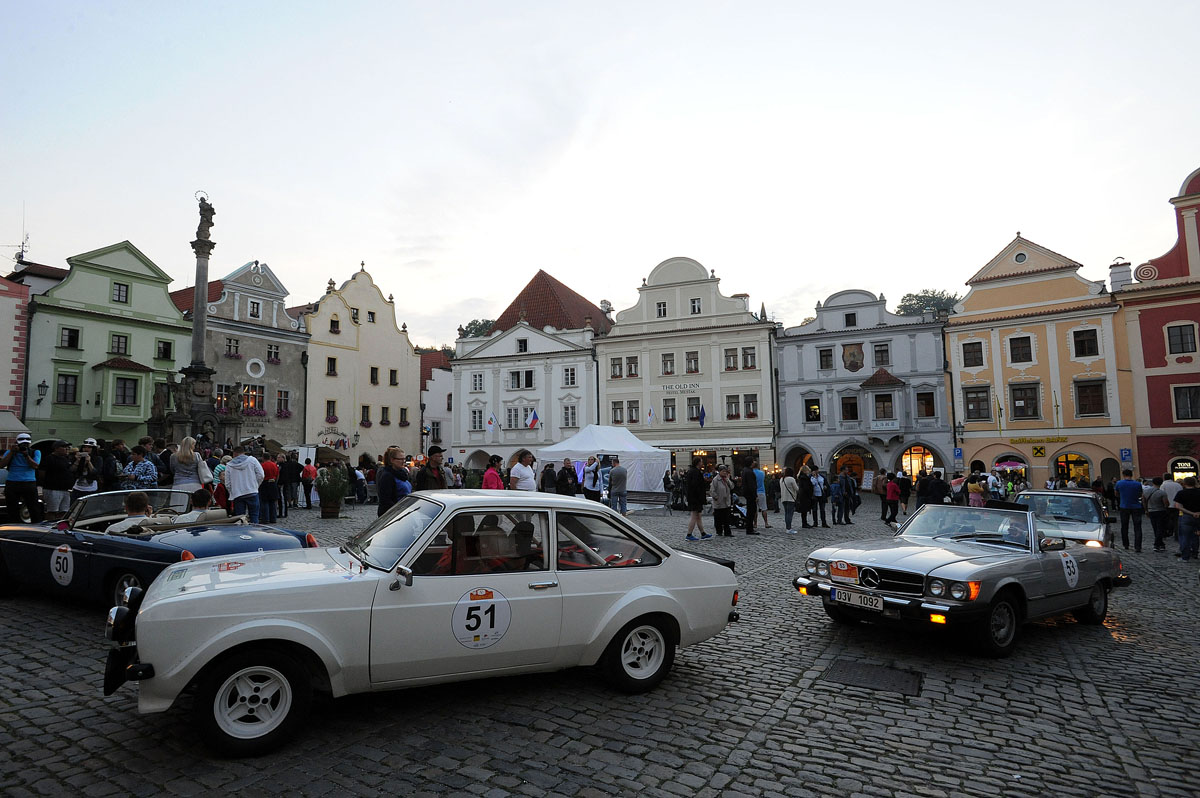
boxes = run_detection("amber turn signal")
[929,614,947,624]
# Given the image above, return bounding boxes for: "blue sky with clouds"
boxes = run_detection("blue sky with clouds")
[2,1,1197,345]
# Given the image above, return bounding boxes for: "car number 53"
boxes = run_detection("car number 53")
[451,587,512,649]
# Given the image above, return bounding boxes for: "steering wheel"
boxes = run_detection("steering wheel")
[153,507,180,519]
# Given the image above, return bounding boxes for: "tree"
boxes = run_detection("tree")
[459,318,495,338]
[895,289,961,316]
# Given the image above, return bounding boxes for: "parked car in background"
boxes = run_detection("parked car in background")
[0,489,317,606]
[104,491,740,756]
[793,503,1129,657]
[1012,489,1113,546]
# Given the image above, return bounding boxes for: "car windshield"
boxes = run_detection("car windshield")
[344,495,443,570]
[898,505,1032,548]
[70,490,192,525]
[1014,494,1101,524]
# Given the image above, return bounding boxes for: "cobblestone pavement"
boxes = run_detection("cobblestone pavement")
[2,497,1199,797]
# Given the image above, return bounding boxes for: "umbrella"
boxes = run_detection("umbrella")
[994,461,1026,468]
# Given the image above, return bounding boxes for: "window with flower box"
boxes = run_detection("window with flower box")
[745,394,759,418]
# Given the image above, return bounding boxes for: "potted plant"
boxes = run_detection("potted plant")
[315,465,349,519]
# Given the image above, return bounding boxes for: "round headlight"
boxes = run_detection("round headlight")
[805,559,817,575]
[929,579,946,597]
[950,582,968,601]
[816,561,829,577]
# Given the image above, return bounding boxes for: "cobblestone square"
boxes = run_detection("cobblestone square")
[2,499,1198,797]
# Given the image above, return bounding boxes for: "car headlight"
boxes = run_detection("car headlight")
[816,561,829,577]
[949,582,968,601]
[805,559,817,575]
[928,579,946,597]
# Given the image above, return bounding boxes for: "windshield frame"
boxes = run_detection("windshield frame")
[344,494,446,570]
[1013,492,1102,525]
[68,489,193,527]
[896,504,1036,552]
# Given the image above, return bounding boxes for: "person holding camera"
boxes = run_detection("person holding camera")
[41,440,76,521]
[1,432,43,523]
[72,438,101,502]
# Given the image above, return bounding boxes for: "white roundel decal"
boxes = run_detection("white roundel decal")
[1059,551,1079,589]
[51,544,74,586]
[451,587,511,649]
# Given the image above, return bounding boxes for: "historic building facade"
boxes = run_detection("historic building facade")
[594,257,776,471]
[420,350,453,458]
[302,267,421,461]
[1113,165,1200,480]
[171,260,309,448]
[947,236,1135,485]
[775,290,951,482]
[20,242,192,444]
[451,270,607,469]
[0,272,31,440]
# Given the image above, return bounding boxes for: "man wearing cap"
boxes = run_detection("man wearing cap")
[41,440,76,521]
[1,433,43,523]
[72,439,101,502]
[412,446,454,491]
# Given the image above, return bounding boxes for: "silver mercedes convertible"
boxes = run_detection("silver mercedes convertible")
[793,503,1130,656]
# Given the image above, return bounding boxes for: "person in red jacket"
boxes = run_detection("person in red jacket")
[481,455,505,490]
[883,473,901,523]
[300,459,318,509]
[259,455,280,523]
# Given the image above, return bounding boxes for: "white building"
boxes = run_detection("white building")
[419,350,454,458]
[775,290,952,482]
[301,266,421,462]
[451,270,609,469]
[594,257,776,472]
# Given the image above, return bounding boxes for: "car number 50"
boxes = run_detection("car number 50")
[451,587,512,650]
[51,544,74,587]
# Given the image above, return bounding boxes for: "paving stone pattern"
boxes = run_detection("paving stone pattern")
[1,497,1198,797]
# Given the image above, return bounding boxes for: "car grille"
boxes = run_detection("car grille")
[855,565,924,596]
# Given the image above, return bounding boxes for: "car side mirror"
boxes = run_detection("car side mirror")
[1040,538,1066,551]
[389,564,414,591]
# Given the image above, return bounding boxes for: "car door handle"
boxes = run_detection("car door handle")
[528,580,559,590]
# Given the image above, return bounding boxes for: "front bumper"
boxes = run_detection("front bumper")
[792,576,989,626]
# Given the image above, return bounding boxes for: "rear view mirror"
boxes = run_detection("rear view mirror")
[389,564,414,591]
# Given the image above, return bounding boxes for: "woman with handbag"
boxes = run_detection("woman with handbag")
[170,436,210,494]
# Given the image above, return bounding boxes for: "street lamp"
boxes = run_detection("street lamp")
[352,431,360,447]
[954,421,965,446]
[36,380,48,404]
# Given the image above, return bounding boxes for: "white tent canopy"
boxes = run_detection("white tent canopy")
[538,425,670,493]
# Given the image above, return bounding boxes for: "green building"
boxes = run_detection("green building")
[21,241,191,445]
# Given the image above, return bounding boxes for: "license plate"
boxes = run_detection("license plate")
[832,587,882,612]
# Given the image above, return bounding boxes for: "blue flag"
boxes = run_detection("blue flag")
[699,405,706,428]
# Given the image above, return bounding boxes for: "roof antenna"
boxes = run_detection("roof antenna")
[2,202,29,262]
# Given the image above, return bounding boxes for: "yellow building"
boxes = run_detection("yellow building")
[947,237,1135,486]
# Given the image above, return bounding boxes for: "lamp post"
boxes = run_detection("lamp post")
[36,380,48,404]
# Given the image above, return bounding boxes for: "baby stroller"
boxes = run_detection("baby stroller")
[727,495,748,529]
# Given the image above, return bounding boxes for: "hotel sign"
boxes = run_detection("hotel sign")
[656,382,703,395]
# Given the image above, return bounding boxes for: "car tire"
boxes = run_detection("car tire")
[108,571,143,608]
[194,647,312,757]
[976,590,1021,658]
[1072,582,1108,625]
[601,616,677,694]
[822,603,859,625]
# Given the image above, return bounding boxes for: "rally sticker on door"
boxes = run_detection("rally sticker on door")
[1059,551,1079,589]
[51,544,73,586]
[451,587,511,650]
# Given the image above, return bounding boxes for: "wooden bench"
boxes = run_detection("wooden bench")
[625,490,672,514]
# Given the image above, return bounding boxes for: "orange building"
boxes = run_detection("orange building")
[947,237,1136,486]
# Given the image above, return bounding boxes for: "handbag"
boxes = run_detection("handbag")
[197,456,214,485]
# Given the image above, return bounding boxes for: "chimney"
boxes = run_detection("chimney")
[1110,260,1133,291]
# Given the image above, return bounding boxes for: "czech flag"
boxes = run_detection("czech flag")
[699,405,706,428]
[527,409,539,429]
[647,407,655,425]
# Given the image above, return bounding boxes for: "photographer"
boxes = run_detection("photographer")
[1,432,43,523]
[41,440,75,521]
[72,438,101,502]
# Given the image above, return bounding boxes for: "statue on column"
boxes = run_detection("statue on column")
[196,197,216,240]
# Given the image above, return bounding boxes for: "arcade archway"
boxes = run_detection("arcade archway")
[1054,452,1092,483]
[783,445,813,474]
[831,444,877,484]
[898,445,942,477]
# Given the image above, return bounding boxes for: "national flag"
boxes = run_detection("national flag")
[486,412,497,430]
[527,409,539,429]
[647,407,655,425]
[699,405,706,428]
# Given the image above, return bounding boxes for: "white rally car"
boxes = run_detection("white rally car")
[104,491,740,756]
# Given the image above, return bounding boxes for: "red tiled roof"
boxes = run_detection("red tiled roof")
[490,270,612,335]
[91,357,153,373]
[420,350,452,390]
[288,302,316,317]
[169,280,225,312]
[859,368,906,388]
[6,260,68,281]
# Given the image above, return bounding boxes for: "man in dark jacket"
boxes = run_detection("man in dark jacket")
[555,458,579,496]
[927,471,951,505]
[739,461,759,534]
[411,446,453,492]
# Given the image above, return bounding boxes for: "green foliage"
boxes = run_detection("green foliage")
[315,465,349,501]
[460,319,495,338]
[895,289,961,316]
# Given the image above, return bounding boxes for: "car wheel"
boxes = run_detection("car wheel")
[976,590,1021,658]
[601,616,677,694]
[822,603,859,625]
[194,647,312,757]
[109,572,143,608]
[1072,583,1108,625]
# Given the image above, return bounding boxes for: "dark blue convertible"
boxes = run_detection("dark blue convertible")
[0,490,317,606]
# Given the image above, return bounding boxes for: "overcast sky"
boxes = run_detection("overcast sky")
[2,1,1197,347]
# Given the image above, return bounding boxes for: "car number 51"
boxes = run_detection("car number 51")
[451,587,512,650]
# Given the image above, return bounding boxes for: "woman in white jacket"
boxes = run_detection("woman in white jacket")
[581,455,602,501]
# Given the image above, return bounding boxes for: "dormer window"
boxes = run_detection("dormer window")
[690,298,701,314]
[517,338,528,353]
[656,301,667,318]
[330,316,340,334]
